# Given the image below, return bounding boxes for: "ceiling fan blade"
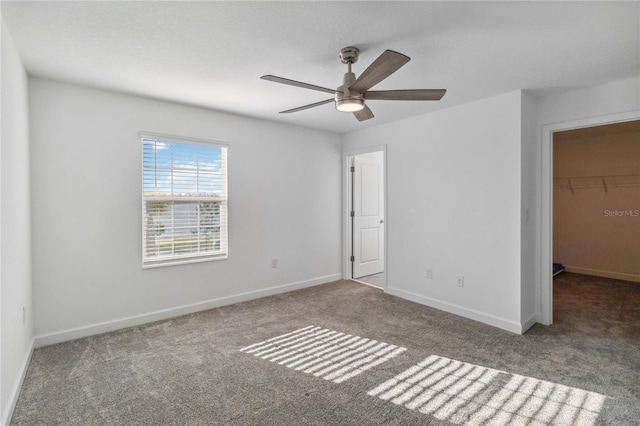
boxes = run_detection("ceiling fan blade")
[350,50,410,93]
[261,75,336,95]
[365,89,446,101]
[280,98,334,114]
[353,105,375,121]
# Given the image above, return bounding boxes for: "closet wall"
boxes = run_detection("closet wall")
[553,120,640,282]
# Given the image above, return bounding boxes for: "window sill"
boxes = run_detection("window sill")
[142,254,228,269]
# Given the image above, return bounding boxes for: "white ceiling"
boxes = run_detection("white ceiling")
[2,1,638,134]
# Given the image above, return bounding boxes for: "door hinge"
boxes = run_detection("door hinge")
[350,166,355,173]
[350,255,355,262]
[350,211,355,217]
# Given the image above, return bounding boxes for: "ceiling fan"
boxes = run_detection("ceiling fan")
[261,46,446,121]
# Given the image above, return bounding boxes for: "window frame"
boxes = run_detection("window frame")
[140,132,229,269]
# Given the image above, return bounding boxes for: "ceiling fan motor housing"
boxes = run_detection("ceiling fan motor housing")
[335,71,364,111]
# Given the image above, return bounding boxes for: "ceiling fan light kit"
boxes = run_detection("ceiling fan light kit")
[336,98,365,112]
[261,46,446,121]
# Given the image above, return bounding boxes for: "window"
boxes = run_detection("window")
[141,133,228,267]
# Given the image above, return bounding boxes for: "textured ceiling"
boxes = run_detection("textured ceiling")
[2,1,638,134]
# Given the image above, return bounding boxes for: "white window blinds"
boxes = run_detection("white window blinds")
[141,134,228,267]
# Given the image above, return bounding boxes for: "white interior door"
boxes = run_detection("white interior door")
[353,153,384,278]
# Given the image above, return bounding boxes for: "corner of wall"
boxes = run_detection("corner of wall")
[0,338,35,426]
[520,91,540,325]
[1,20,35,425]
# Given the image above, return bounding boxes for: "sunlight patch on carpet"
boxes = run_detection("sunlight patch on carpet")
[240,325,406,383]
[367,355,606,425]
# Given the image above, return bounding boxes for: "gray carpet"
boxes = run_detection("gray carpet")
[354,272,385,289]
[11,275,640,425]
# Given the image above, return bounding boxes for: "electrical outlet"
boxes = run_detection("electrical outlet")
[271,258,278,268]
[426,269,433,279]
[456,276,464,287]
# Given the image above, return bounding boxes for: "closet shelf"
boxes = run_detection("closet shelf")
[553,174,639,195]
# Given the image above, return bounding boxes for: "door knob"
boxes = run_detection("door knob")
[380,219,385,224]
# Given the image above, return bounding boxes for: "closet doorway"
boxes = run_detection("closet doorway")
[540,111,639,325]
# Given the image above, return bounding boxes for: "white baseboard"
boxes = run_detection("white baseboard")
[2,337,35,426]
[520,314,538,334]
[563,266,640,283]
[34,273,342,348]
[386,286,524,335]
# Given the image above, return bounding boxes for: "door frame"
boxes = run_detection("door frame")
[343,145,388,290]
[539,110,639,325]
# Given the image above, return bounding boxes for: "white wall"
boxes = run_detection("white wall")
[343,91,525,333]
[1,20,34,425]
[29,78,343,343]
[537,77,640,126]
